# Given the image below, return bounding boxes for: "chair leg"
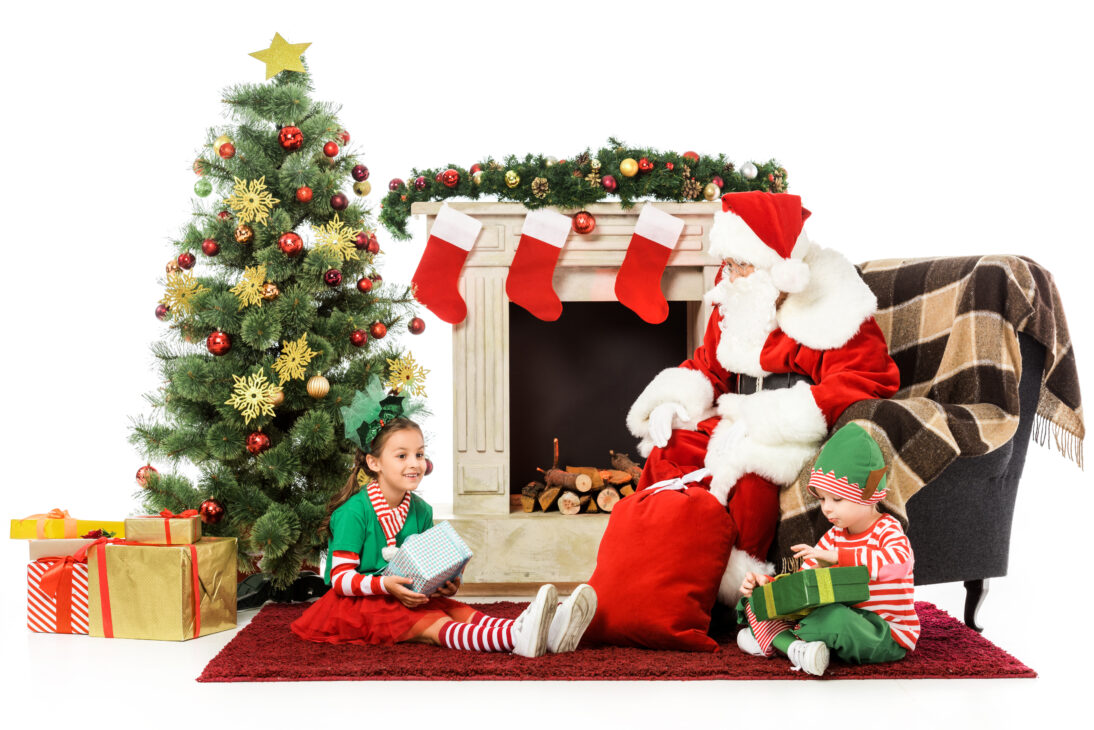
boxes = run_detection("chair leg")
[963,579,988,632]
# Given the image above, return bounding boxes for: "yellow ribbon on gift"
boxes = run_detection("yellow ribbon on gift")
[762,568,835,620]
[19,509,78,539]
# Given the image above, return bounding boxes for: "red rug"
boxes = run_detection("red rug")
[197,600,1035,682]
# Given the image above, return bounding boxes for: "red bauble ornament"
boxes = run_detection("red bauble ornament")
[470,163,483,174]
[199,499,225,525]
[665,162,675,171]
[435,171,443,183]
[136,464,158,487]
[389,178,404,192]
[177,252,196,270]
[356,276,373,293]
[441,169,460,188]
[218,142,235,159]
[324,269,343,287]
[323,141,340,157]
[331,192,349,211]
[572,211,596,235]
[369,321,387,339]
[155,303,170,321]
[367,238,380,255]
[683,151,700,162]
[350,329,369,347]
[638,157,653,172]
[245,431,271,455]
[408,317,426,335]
[712,175,725,189]
[352,164,369,181]
[278,232,304,257]
[295,186,313,203]
[601,174,618,192]
[424,458,434,476]
[201,238,220,256]
[354,232,369,250]
[370,272,383,284]
[338,129,351,144]
[279,126,304,150]
[414,175,427,191]
[193,159,205,176]
[206,331,232,356]
[217,211,231,220]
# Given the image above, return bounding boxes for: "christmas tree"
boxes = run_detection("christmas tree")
[130,35,425,589]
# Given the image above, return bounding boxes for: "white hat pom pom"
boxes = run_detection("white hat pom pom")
[770,259,810,293]
[381,546,399,561]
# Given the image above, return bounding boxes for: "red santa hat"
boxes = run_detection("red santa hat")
[708,192,813,293]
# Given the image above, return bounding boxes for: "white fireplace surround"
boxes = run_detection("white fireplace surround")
[413,201,724,583]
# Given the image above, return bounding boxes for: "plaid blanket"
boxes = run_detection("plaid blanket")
[774,255,1084,566]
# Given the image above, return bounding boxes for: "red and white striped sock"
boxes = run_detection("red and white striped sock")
[469,612,515,630]
[613,204,685,324]
[411,205,483,324]
[744,601,792,657]
[438,620,515,652]
[505,209,571,321]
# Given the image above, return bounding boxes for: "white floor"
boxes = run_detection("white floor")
[2,446,1088,729]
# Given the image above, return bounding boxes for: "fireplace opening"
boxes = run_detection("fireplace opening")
[508,301,690,495]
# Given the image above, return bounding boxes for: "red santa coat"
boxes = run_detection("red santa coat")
[626,245,899,604]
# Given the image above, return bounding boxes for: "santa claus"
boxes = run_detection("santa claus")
[626,191,899,606]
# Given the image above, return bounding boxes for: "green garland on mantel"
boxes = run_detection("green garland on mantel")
[378,138,788,240]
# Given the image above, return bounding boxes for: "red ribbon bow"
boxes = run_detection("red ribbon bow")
[139,509,199,544]
[36,555,84,633]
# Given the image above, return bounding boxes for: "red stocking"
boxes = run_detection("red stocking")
[411,205,482,324]
[614,205,685,324]
[505,210,571,321]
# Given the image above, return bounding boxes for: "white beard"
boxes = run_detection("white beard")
[703,269,780,377]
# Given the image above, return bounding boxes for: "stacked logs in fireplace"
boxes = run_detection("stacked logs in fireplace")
[520,443,644,515]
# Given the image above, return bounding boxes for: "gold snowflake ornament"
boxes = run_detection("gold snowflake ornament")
[312,214,360,262]
[385,354,429,397]
[224,176,280,226]
[161,271,209,317]
[272,333,320,384]
[225,371,279,424]
[230,265,268,310]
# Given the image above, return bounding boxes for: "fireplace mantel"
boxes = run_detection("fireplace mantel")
[412,201,723,583]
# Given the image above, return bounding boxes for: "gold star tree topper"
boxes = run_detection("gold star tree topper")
[385,354,429,397]
[224,177,279,226]
[249,33,311,80]
[230,265,268,310]
[225,371,279,424]
[313,214,360,262]
[272,333,320,385]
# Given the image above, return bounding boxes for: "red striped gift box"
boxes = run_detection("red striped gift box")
[26,556,90,634]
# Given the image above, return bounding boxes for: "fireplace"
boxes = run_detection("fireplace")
[413,201,721,583]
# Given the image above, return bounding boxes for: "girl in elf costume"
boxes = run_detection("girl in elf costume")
[291,378,597,657]
[736,423,920,676]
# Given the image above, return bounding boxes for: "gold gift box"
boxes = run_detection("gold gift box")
[87,537,237,641]
[123,514,201,545]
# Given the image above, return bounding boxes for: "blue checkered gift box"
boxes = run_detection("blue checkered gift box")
[381,521,472,595]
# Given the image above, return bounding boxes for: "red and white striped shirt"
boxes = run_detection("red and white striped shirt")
[803,514,920,650]
[330,550,390,596]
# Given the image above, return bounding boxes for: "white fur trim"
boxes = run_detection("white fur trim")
[718,548,774,607]
[776,246,878,350]
[704,269,780,377]
[635,204,685,248]
[521,209,571,248]
[626,367,715,440]
[770,258,810,293]
[716,382,828,445]
[708,211,782,268]
[430,204,482,251]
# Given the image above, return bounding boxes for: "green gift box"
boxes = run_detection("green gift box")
[749,566,870,621]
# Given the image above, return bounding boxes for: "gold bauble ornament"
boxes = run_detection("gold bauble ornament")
[472,170,484,185]
[306,375,330,399]
[619,158,639,177]
[166,260,181,275]
[213,134,232,153]
[703,183,721,201]
[504,170,520,188]
[590,158,602,172]
[268,389,285,407]
[235,224,255,244]
[262,282,280,301]
[353,181,372,196]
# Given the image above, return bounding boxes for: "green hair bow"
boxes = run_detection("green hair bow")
[340,375,426,450]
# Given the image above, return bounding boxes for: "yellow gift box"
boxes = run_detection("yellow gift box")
[10,510,124,539]
[123,510,201,545]
[85,536,237,641]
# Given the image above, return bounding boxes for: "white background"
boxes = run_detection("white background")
[2,1,1092,726]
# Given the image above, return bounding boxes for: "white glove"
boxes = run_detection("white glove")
[648,402,689,448]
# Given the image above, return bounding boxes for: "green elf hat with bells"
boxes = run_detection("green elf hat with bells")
[340,374,427,451]
[807,423,889,506]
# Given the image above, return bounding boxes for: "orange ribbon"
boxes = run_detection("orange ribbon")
[19,508,78,539]
[75,538,202,639]
[138,509,199,545]
[36,555,83,633]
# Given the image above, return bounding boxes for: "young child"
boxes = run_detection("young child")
[736,423,920,675]
[291,383,597,657]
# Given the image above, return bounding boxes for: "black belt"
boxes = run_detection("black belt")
[736,372,813,395]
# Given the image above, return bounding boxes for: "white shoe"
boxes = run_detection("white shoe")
[510,584,558,658]
[787,640,829,676]
[736,628,767,657]
[547,584,597,654]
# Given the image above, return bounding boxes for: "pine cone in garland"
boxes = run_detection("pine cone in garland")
[487,160,505,171]
[584,172,602,188]
[766,166,788,193]
[574,152,591,167]
[532,177,550,198]
[723,162,736,174]
[682,178,702,199]
[681,164,692,178]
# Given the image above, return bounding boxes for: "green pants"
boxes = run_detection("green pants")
[738,600,906,665]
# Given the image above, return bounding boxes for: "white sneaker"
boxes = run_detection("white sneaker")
[510,584,558,658]
[547,584,597,654]
[787,640,829,676]
[736,628,767,657]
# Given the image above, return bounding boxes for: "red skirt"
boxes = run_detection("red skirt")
[290,589,471,646]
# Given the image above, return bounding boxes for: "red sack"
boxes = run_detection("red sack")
[582,482,735,652]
